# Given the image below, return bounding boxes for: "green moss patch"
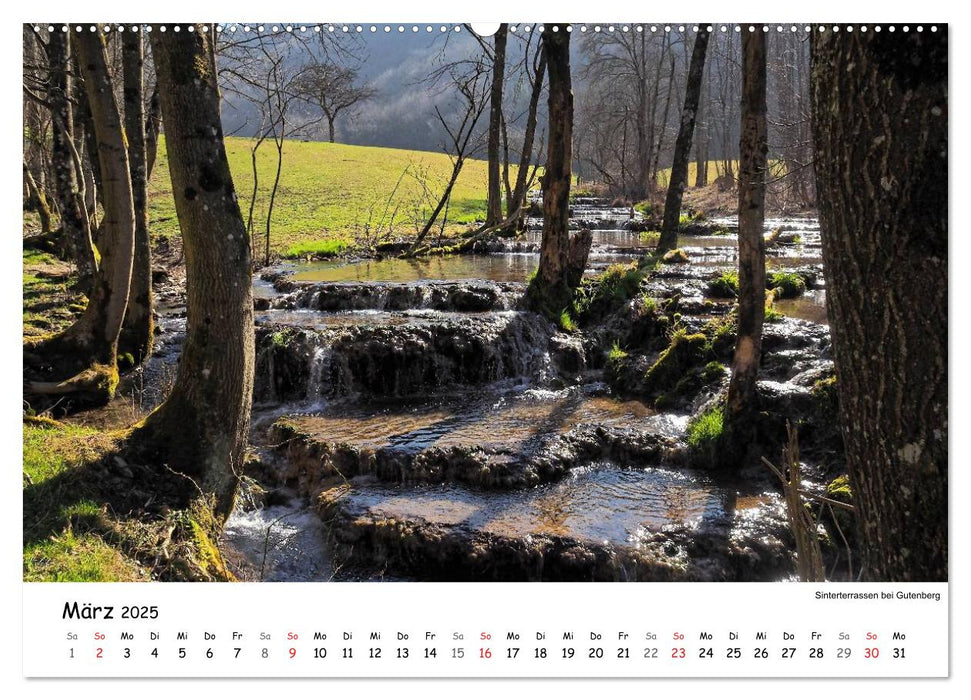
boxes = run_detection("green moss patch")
[767,271,807,299]
[707,271,739,298]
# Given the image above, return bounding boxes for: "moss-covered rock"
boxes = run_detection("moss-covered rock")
[685,403,725,469]
[661,248,690,264]
[707,271,739,298]
[643,330,708,395]
[573,262,647,324]
[767,271,807,299]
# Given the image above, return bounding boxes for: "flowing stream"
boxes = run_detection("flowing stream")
[223,203,830,581]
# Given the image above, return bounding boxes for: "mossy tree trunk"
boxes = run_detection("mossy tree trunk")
[26,31,136,407]
[23,162,53,233]
[725,30,767,438]
[120,30,154,365]
[46,31,96,285]
[525,24,588,317]
[657,27,711,254]
[810,28,947,581]
[486,24,508,227]
[135,25,255,520]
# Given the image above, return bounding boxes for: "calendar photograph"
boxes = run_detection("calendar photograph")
[21,20,946,589]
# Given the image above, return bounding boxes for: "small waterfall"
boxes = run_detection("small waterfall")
[306,343,331,406]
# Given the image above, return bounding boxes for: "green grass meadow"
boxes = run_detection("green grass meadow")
[147,137,512,257]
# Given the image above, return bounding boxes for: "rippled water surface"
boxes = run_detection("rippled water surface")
[344,461,725,542]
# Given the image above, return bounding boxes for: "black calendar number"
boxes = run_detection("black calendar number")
[727,647,741,659]
[617,647,629,659]
[314,647,327,659]
[397,648,409,659]
[123,647,130,659]
[506,647,519,659]
[425,648,437,658]
[893,648,906,659]
[121,605,158,620]
[370,647,381,659]
[810,647,823,658]
[234,647,242,658]
[781,647,796,658]
[179,647,186,658]
[699,647,713,658]
[753,647,768,658]
[562,648,574,659]
[534,648,546,659]
[588,647,603,658]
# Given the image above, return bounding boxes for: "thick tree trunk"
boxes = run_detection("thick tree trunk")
[486,24,508,227]
[327,115,335,143]
[145,81,162,179]
[725,31,767,434]
[120,31,154,365]
[810,29,947,581]
[657,28,710,253]
[73,33,136,360]
[136,25,255,519]
[46,32,96,284]
[26,31,136,407]
[524,25,588,316]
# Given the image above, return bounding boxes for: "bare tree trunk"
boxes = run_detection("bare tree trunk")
[524,25,587,316]
[810,28,947,581]
[327,115,335,143]
[267,132,285,266]
[46,32,96,285]
[412,156,465,249]
[695,65,712,188]
[26,31,136,407]
[120,30,154,365]
[725,30,767,438]
[500,111,513,215]
[658,28,710,253]
[509,50,546,220]
[136,25,255,519]
[145,81,162,179]
[486,24,508,227]
[648,53,677,193]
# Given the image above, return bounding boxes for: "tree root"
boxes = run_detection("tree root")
[26,363,119,409]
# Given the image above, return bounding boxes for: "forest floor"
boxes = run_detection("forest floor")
[22,239,233,582]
